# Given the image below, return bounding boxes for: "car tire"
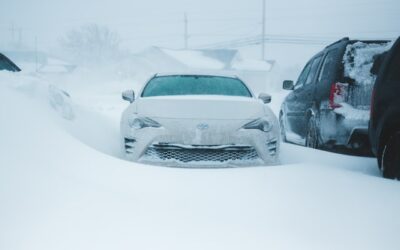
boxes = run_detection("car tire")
[380,130,400,179]
[279,112,287,142]
[305,116,319,149]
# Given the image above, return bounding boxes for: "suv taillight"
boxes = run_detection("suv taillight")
[329,82,348,109]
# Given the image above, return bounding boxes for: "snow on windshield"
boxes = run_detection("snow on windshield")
[343,41,392,86]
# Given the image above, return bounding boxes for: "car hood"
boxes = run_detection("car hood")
[136,95,265,120]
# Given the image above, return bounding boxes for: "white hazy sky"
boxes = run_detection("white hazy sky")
[1,0,399,53]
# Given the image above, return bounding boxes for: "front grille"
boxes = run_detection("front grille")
[124,138,137,154]
[142,144,259,163]
[266,139,278,156]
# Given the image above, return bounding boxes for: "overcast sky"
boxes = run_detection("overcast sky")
[1,0,399,53]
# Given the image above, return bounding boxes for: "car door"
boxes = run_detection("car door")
[294,55,323,137]
[285,61,312,136]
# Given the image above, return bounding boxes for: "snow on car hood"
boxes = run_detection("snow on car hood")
[135,95,265,120]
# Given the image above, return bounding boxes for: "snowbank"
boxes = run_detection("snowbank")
[1,72,400,250]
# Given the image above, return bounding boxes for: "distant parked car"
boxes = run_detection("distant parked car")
[0,53,21,72]
[0,52,74,120]
[369,37,400,179]
[280,38,391,152]
[120,73,280,167]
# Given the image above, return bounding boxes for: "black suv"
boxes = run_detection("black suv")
[0,53,20,72]
[369,37,400,178]
[280,38,390,151]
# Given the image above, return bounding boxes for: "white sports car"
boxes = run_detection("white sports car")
[120,73,280,167]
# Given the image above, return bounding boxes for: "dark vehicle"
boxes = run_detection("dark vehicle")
[0,53,21,72]
[280,38,390,151]
[369,37,400,179]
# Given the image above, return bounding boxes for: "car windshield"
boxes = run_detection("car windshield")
[141,75,252,97]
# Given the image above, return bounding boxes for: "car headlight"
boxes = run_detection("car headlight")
[129,117,162,129]
[242,118,272,132]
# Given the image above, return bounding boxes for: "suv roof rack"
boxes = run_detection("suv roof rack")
[325,37,349,48]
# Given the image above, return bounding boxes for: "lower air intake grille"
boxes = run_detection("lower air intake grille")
[143,144,259,163]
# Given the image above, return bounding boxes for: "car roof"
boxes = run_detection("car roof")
[325,37,391,49]
[0,53,21,72]
[155,72,239,79]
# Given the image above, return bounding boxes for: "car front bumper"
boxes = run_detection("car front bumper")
[122,126,280,167]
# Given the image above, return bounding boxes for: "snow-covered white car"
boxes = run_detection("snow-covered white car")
[120,73,280,167]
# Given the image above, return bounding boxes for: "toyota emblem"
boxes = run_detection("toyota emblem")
[196,123,209,130]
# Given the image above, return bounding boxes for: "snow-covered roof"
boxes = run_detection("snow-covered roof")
[231,58,274,72]
[139,47,274,73]
[161,48,225,70]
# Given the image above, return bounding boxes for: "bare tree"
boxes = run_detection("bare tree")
[61,24,122,65]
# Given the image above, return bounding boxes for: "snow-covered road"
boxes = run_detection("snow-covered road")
[1,74,400,250]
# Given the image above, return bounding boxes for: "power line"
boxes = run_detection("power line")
[198,35,337,49]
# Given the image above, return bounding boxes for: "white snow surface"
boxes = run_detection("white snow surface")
[1,71,400,250]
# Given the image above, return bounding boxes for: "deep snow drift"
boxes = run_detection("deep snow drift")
[1,72,400,250]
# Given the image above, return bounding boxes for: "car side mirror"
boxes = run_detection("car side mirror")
[258,93,272,104]
[283,80,294,90]
[122,90,135,103]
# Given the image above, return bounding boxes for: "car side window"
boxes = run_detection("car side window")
[318,49,338,84]
[295,62,312,90]
[305,56,323,85]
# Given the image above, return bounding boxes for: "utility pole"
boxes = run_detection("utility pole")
[184,12,189,50]
[9,23,15,47]
[18,28,22,48]
[35,36,38,72]
[261,0,266,60]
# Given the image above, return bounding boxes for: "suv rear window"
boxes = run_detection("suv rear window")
[343,41,391,85]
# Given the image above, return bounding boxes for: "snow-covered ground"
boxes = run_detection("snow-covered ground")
[1,71,400,250]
